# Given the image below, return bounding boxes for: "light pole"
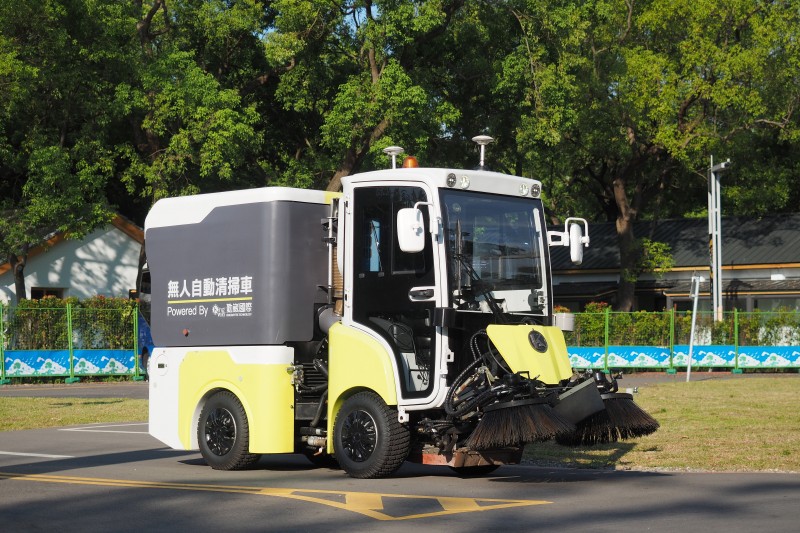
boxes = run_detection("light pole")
[708,156,731,322]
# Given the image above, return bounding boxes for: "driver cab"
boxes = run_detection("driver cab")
[348,184,440,400]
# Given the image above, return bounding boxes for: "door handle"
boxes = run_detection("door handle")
[409,287,435,300]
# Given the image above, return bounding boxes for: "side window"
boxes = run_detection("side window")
[364,218,383,273]
[354,186,430,278]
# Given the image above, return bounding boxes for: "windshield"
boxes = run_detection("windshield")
[440,189,547,314]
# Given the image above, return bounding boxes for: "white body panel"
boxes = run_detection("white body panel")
[145,187,330,230]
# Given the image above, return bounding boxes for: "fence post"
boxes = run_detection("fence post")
[732,308,742,374]
[65,302,80,384]
[667,307,677,374]
[0,301,8,385]
[603,307,610,371]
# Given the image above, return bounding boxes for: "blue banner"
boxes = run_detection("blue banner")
[3,349,136,377]
[737,346,800,368]
[568,346,673,369]
[673,345,736,367]
[567,347,605,369]
[73,350,136,375]
[4,350,71,376]
[607,346,671,368]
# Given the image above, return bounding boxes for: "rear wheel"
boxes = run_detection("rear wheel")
[333,391,410,479]
[198,391,261,470]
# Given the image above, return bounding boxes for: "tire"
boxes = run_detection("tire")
[448,464,500,477]
[197,391,261,470]
[333,391,410,479]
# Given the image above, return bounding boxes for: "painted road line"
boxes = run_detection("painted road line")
[0,472,551,521]
[59,423,149,434]
[0,452,75,459]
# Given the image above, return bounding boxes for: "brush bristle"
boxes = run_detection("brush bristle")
[604,395,660,439]
[556,396,660,446]
[466,404,576,450]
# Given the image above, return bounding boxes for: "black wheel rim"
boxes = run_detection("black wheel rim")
[204,407,236,456]
[341,409,377,463]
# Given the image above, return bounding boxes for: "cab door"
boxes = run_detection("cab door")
[349,185,438,400]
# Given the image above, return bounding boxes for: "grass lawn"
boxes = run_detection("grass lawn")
[0,397,147,432]
[524,377,800,472]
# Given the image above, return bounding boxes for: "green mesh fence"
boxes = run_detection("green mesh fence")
[71,307,136,350]
[1,298,142,382]
[5,306,70,350]
[566,310,800,348]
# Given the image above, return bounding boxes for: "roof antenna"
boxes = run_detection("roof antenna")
[383,146,405,169]
[472,135,494,170]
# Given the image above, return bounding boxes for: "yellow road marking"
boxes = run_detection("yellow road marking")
[439,497,482,511]
[346,492,385,510]
[0,471,551,520]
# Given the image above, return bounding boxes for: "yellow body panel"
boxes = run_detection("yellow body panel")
[324,191,342,203]
[486,325,573,385]
[326,322,398,452]
[178,351,295,453]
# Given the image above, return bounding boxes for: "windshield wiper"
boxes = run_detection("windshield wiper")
[453,253,508,324]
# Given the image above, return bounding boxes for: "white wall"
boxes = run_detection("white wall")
[0,225,142,304]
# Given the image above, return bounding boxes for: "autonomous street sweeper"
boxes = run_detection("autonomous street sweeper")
[144,137,658,478]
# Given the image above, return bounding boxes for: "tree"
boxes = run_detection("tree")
[118,0,263,206]
[259,0,467,192]
[0,0,120,301]
[496,0,800,310]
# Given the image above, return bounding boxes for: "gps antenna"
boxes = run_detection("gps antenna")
[383,146,405,169]
[472,135,494,170]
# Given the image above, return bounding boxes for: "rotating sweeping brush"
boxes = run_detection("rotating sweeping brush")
[556,392,660,446]
[465,398,575,450]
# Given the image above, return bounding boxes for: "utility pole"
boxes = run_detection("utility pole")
[708,156,731,322]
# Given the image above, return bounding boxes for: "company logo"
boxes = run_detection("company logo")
[166,274,255,319]
[528,330,548,353]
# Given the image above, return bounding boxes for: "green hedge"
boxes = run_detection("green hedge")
[3,296,137,350]
[564,307,800,347]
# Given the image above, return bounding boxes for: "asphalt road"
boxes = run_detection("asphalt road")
[1,422,799,532]
[1,374,800,531]
[0,381,149,399]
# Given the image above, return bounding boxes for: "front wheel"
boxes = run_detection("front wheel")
[333,392,410,479]
[197,391,261,470]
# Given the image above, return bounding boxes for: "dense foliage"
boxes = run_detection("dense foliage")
[4,295,136,350]
[2,1,798,307]
[566,307,800,347]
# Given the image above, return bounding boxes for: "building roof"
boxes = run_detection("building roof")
[551,213,800,272]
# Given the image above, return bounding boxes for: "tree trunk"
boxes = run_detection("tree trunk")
[8,245,29,303]
[326,147,360,193]
[612,172,639,312]
[615,216,637,311]
[326,118,390,192]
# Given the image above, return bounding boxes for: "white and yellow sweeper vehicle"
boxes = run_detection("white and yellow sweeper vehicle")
[144,137,658,478]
